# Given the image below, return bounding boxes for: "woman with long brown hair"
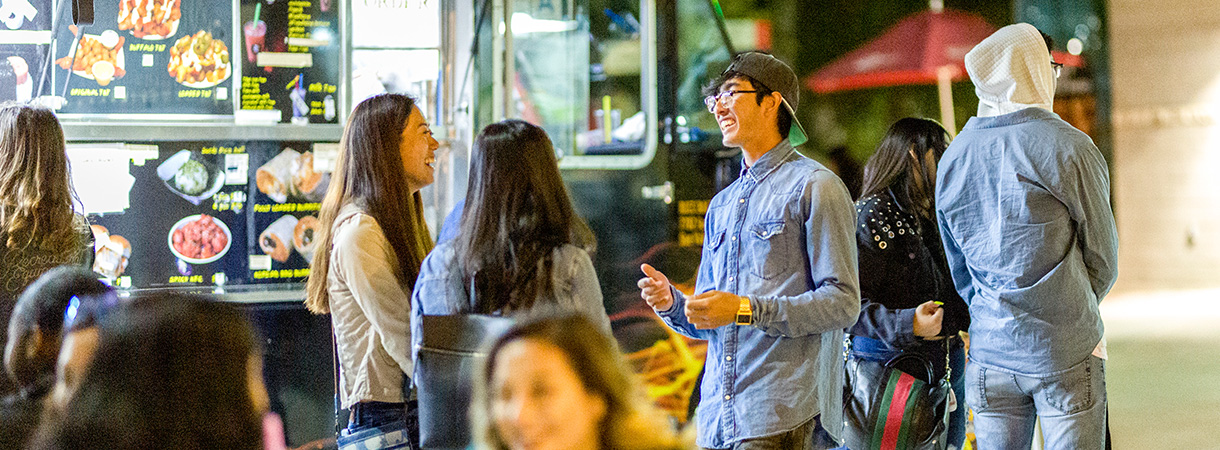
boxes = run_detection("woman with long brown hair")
[411,119,608,331]
[304,93,437,447]
[0,103,93,397]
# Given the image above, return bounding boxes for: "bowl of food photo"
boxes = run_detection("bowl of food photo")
[168,214,231,264]
[156,149,225,205]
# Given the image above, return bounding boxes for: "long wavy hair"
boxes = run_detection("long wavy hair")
[455,120,594,314]
[305,94,434,314]
[472,314,690,450]
[0,103,80,255]
[858,117,950,221]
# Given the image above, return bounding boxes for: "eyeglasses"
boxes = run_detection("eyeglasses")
[1051,60,1064,78]
[704,90,759,113]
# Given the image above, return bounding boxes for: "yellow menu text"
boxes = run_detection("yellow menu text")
[128,43,167,52]
[253,203,321,213]
[253,268,311,279]
[70,88,111,97]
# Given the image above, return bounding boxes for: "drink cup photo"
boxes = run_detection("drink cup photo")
[243,20,266,64]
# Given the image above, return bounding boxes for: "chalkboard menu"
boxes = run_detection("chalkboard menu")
[50,0,234,115]
[75,140,336,289]
[238,0,340,123]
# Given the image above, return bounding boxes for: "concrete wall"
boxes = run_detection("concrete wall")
[1109,0,1220,291]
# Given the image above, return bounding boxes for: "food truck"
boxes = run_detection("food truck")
[2,0,748,443]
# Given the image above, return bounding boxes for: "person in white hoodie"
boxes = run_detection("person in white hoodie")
[934,24,1118,449]
[304,93,438,449]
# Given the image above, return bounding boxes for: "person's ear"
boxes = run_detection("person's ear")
[768,92,784,114]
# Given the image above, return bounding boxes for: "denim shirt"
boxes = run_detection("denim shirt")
[935,107,1119,376]
[657,140,860,448]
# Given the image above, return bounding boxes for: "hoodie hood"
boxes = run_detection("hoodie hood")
[965,23,1056,117]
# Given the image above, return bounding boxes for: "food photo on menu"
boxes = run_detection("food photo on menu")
[169,214,230,264]
[256,147,329,203]
[118,0,181,39]
[155,149,225,205]
[91,225,131,279]
[256,214,320,265]
[168,29,230,87]
[0,56,35,102]
[55,27,126,86]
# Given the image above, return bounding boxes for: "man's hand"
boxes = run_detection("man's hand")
[913,300,944,338]
[686,290,741,329]
[638,264,674,312]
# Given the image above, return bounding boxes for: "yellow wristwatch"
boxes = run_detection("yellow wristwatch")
[735,296,753,326]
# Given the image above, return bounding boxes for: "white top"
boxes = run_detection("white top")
[327,204,414,409]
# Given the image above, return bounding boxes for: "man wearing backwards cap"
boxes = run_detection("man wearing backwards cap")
[639,51,859,449]
[935,24,1117,449]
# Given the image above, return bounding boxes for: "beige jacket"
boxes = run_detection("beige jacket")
[328,204,414,409]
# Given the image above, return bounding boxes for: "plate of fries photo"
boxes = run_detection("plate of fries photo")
[55,29,126,86]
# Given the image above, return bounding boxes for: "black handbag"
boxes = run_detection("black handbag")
[843,340,951,450]
[415,277,513,450]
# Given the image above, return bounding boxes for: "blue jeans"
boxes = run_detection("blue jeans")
[966,355,1106,450]
[337,401,418,450]
[848,336,966,449]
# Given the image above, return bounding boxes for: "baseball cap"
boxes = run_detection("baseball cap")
[722,52,808,146]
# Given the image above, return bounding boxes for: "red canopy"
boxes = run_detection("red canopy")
[806,9,997,93]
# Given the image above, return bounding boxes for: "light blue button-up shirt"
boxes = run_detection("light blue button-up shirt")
[658,140,860,448]
[935,107,1118,376]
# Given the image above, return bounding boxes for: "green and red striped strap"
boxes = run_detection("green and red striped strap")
[870,370,926,450]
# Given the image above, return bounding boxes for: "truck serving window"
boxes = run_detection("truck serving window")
[492,0,657,170]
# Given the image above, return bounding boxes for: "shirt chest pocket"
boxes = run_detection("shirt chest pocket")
[746,219,790,280]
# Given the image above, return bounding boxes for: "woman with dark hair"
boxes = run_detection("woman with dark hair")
[412,119,608,331]
[847,117,969,449]
[304,93,437,445]
[471,314,689,450]
[30,294,269,450]
[0,103,93,396]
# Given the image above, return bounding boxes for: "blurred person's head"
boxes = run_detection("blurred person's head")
[33,294,267,450]
[45,284,120,411]
[457,120,594,314]
[4,266,113,394]
[0,103,80,255]
[702,52,806,153]
[305,93,437,314]
[473,314,688,450]
[859,118,950,220]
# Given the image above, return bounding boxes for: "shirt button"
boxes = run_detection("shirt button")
[725,355,733,361]
[724,394,732,400]
[731,236,736,241]
[739,198,745,204]
[729,276,735,282]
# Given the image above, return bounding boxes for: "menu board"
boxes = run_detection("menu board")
[51,0,234,115]
[74,141,334,289]
[0,0,51,102]
[238,0,339,124]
